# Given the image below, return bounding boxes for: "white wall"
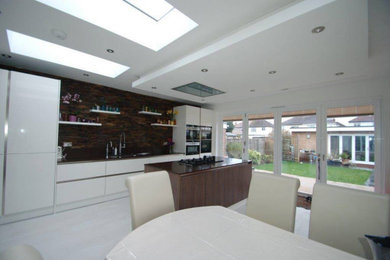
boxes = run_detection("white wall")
[212,75,390,193]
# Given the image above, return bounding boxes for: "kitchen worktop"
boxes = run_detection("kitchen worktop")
[144,157,250,176]
[57,153,185,165]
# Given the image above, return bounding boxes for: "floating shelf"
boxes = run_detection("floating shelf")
[151,123,177,127]
[138,111,162,116]
[90,109,121,115]
[59,121,102,126]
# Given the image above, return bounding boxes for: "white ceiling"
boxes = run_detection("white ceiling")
[0,0,389,105]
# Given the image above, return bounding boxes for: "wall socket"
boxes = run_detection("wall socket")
[63,142,72,147]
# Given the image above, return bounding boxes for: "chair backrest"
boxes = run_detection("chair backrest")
[125,171,175,230]
[309,183,390,258]
[246,171,300,232]
[0,244,43,260]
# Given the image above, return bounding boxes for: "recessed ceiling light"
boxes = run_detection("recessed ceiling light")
[201,68,208,72]
[83,73,89,77]
[151,86,157,89]
[269,70,277,74]
[281,88,289,91]
[51,28,67,40]
[312,26,325,34]
[7,30,129,78]
[35,0,198,51]
[250,89,255,92]
[106,49,114,53]
[1,54,11,59]
[335,72,344,76]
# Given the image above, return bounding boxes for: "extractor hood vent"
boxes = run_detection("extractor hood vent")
[172,82,225,97]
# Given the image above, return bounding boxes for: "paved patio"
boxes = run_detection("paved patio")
[254,169,374,194]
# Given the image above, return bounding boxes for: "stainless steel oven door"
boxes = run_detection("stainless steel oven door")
[186,143,200,155]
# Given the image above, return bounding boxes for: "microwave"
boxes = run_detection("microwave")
[186,142,200,155]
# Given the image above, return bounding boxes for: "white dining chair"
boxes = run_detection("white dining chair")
[246,171,300,232]
[125,171,175,230]
[309,183,390,258]
[0,244,43,260]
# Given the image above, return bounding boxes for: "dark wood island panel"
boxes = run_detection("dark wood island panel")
[144,158,252,210]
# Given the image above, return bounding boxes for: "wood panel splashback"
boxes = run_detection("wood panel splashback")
[59,79,182,159]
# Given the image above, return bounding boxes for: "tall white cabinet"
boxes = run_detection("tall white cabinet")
[173,105,214,155]
[0,70,60,219]
[0,70,8,213]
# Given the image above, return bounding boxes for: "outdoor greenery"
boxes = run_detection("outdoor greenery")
[249,149,261,165]
[226,142,242,158]
[248,149,273,165]
[226,121,234,132]
[255,161,371,185]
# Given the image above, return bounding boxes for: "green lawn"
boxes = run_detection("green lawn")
[255,161,372,185]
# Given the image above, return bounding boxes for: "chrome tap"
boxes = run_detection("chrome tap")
[106,141,112,159]
[119,132,126,157]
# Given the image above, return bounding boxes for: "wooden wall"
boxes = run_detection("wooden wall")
[59,79,182,159]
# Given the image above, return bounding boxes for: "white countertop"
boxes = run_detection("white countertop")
[106,206,361,260]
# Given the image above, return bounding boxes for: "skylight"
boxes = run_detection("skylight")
[123,0,173,21]
[34,0,198,51]
[7,30,129,78]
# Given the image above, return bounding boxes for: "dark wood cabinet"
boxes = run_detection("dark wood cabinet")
[179,173,206,209]
[146,160,252,210]
[205,168,225,206]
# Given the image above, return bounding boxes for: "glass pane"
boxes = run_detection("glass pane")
[282,114,317,194]
[330,136,339,157]
[355,136,366,161]
[342,136,352,156]
[223,119,242,159]
[369,136,375,162]
[327,105,374,192]
[249,116,274,173]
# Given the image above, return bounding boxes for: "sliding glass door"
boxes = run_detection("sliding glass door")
[223,116,243,159]
[223,102,380,194]
[281,111,317,194]
[326,105,375,192]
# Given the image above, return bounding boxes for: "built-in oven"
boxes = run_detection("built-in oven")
[186,142,200,155]
[186,125,200,142]
[200,126,212,153]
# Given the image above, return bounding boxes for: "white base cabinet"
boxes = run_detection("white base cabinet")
[4,153,56,215]
[56,178,105,205]
[56,155,186,209]
[106,173,141,195]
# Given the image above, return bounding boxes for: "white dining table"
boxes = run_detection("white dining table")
[106,206,361,259]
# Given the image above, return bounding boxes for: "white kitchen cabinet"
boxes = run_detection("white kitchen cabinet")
[106,158,148,175]
[105,173,142,195]
[57,162,105,182]
[56,178,105,205]
[186,106,200,125]
[7,71,60,154]
[0,156,3,215]
[4,153,56,215]
[174,105,201,126]
[200,108,214,127]
[1,71,60,220]
[0,69,7,154]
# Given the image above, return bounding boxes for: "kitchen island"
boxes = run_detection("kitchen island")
[145,157,252,210]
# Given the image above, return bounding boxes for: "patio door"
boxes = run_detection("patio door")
[326,105,375,192]
[280,110,319,194]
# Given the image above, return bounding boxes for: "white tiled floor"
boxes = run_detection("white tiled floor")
[0,198,310,260]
